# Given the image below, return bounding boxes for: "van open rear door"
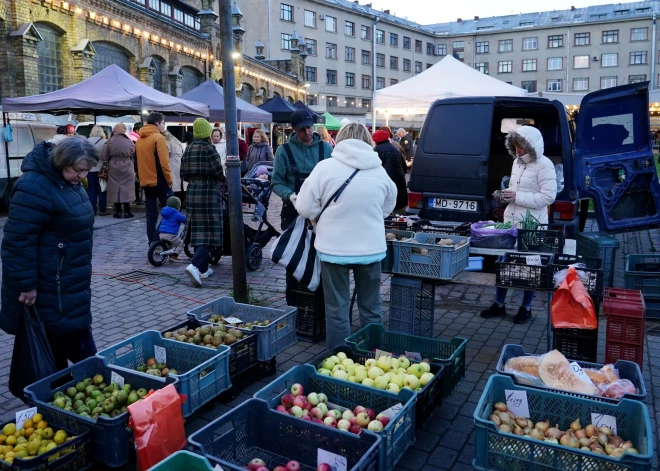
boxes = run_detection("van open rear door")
[574,82,660,232]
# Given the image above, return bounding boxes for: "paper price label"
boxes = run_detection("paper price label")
[380,403,404,420]
[405,351,422,361]
[318,448,347,471]
[224,317,242,324]
[111,371,125,389]
[154,345,167,364]
[505,390,530,418]
[375,349,390,360]
[570,362,586,377]
[15,407,38,430]
[525,255,542,266]
[591,413,617,436]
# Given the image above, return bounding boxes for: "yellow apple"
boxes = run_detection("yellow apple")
[365,359,377,369]
[386,383,400,393]
[376,356,391,372]
[398,356,411,369]
[390,374,405,388]
[404,374,420,389]
[419,372,434,387]
[374,376,389,390]
[368,367,385,380]
[362,378,375,387]
[336,352,348,361]
[419,362,431,373]
[355,369,368,382]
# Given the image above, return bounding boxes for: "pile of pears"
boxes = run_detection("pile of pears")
[163,324,246,348]
[0,414,77,464]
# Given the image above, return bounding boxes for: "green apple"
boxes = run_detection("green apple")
[322,358,336,370]
[318,368,332,376]
[347,366,356,377]
[419,372,434,387]
[365,359,377,369]
[348,376,357,383]
[330,355,340,365]
[368,367,385,380]
[355,364,367,372]
[354,368,368,383]
[362,378,375,387]
[386,383,400,393]
[390,358,400,371]
[376,356,391,372]
[419,362,431,373]
[390,375,405,388]
[404,374,420,389]
[318,403,329,415]
[341,359,354,368]
[407,364,425,379]
[386,372,396,382]
[336,352,348,361]
[373,375,389,390]
[332,364,346,374]
[397,368,408,376]
[398,356,411,369]
[333,370,349,381]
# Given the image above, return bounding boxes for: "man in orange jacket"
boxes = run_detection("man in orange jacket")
[136,112,173,244]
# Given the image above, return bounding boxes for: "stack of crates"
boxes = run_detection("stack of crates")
[576,232,620,288]
[603,288,646,369]
[285,272,326,343]
[625,254,660,319]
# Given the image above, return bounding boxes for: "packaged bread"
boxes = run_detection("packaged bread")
[504,355,540,377]
[538,350,597,395]
[584,364,620,386]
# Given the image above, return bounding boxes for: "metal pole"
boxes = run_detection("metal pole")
[371,15,379,131]
[220,0,248,302]
[3,113,10,179]
[652,14,657,91]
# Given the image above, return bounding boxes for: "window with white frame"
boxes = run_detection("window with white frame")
[575,32,590,45]
[522,37,537,50]
[403,37,411,49]
[573,77,589,91]
[453,40,464,49]
[601,53,617,67]
[436,44,447,56]
[415,61,422,73]
[573,55,590,68]
[547,79,562,91]
[376,77,385,89]
[361,74,371,89]
[304,10,316,27]
[305,66,317,82]
[376,29,384,43]
[522,59,537,71]
[630,51,647,64]
[345,72,355,87]
[548,57,563,70]
[361,25,371,40]
[390,33,398,47]
[499,39,513,52]
[326,16,337,32]
[600,76,617,89]
[476,41,489,54]
[498,60,512,73]
[631,27,648,41]
[403,58,411,72]
[475,62,489,74]
[376,53,385,67]
[361,50,370,64]
[280,3,293,21]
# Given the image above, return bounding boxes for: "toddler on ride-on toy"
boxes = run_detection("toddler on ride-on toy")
[147,196,186,266]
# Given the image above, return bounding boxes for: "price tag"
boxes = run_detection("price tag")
[379,403,404,420]
[111,371,125,389]
[213,465,224,471]
[570,362,595,387]
[15,407,38,430]
[224,317,242,324]
[591,413,617,436]
[405,351,422,361]
[505,390,530,418]
[375,349,390,360]
[318,448,347,471]
[154,346,167,365]
[525,255,542,266]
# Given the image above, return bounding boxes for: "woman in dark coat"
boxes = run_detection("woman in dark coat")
[182,119,225,287]
[101,123,136,218]
[1,136,99,373]
[373,130,408,211]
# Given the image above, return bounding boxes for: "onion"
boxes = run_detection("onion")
[498,412,512,426]
[526,419,534,429]
[579,437,594,447]
[530,428,544,441]
[535,420,550,432]
[598,433,609,447]
[515,417,528,428]
[598,426,614,437]
[499,424,512,433]
[592,448,606,455]
[494,402,507,412]
[604,444,616,455]
[523,427,532,435]
[580,446,590,451]
[513,425,524,436]
[570,418,582,431]
[590,443,604,452]
[545,427,564,440]
[609,448,625,459]
[608,436,624,448]
[627,448,639,454]
[575,429,586,439]
[506,410,516,419]
[489,414,501,426]
[585,424,598,438]
[620,441,634,450]
[543,438,558,444]
[560,432,580,449]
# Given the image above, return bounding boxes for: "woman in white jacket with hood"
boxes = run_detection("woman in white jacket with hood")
[480,125,557,324]
[296,123,397,348]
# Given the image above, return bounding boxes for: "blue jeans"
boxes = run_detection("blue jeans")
[496,287,535,310]
[86,172,107,214]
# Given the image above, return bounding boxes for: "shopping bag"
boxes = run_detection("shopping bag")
[128,384,186,471]
[270,216,322,291]
[8,306,58,402]
[551,267,598,329]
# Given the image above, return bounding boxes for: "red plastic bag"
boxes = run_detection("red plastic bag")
[551,267,598,329]
[128,384,187,471]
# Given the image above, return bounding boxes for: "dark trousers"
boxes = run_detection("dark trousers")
[192,245,210,274]
[46,328,97,371]
[144,184,172,243]
[86,172,107,214]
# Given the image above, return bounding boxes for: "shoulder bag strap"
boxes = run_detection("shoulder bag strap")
[318,141,325,161]
[317,169,359,221]
[282,143,301,190]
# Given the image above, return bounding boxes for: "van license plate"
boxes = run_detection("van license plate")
[430,199,478,212]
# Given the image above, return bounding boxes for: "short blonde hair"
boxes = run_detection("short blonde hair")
[89,125,106,139]
[252,129,267,143]
[317,125,330,141]
[335,123,374,147]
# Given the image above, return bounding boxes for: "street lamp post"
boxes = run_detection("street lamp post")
[371,15,379,131]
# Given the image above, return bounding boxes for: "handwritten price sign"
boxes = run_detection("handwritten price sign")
[224,317,242,324]
[375,349,390,360]
[525,255,542,266]
[154,345,167,365]
[318,448,347,471]
[505,390,530,418]
[591,413,617,436]
[111,371,125,389]
[405,351,422,361]
[15,407,37,430]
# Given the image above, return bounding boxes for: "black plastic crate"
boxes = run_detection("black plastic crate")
[517,227,565,253]
[389,276,435,337]
[552,327,598,363]
[286,273,326,342]
[412,220,471,236]
[496,253,554,290]
[161,319,259,377]
[216,357,277,403]
[549,254,604,299]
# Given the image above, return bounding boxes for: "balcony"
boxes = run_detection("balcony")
[326,105,368,116]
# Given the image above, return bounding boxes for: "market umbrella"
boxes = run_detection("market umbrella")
[322,112,343,131]
[293,101,324,124]
[258,96,298,123]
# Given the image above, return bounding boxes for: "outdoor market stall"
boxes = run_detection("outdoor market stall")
[320,112,342,131]
[293,100,324,124]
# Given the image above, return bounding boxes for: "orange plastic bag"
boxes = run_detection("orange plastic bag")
[551,267,598,329]
[128,384,187,471]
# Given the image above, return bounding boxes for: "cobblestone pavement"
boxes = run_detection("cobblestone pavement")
[0,197,658,470]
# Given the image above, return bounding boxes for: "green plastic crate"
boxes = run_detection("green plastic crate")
[147,451,214,471]
[345,323,467,398]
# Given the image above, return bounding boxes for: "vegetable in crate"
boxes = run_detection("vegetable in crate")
[0,414,78,464]
[136,357,178,376]
[487,402,639,458]
[164,324,245,347]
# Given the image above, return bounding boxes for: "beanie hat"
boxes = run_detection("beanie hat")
[113,123,127,135]
[193,118,213,139]
[65,124,75,134]
[166,196,181,210]
[373,130,390,144]
[256,165,268,177]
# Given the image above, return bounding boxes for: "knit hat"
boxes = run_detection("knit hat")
[373,130,390,144]
[113,123,127,135]
[256,165,268,177]
[166,196,181,210]
[65,124,75,134]
[193,118,213,139]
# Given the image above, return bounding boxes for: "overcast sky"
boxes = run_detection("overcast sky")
[369,0,613,24]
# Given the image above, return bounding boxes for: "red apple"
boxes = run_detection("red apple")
[281,393,295,408]
[376,413,390,427]
[337,419,351,431]
[293,396,306,408]
[323,417,337,427]
[317,464,332,471]
[354,405,366,415]
[290,384,304,397]
[311,418,324,424]
[274,467,287,471]
[349,424,363,435]
[355,412,370,427]
[310,407,323,420]
[248,458,266,471]
[349,417,357,426]
[256,468,269,471]
[303,401,313,411]
[301,415,312,421]
[275,405,288,414]
[286,460,300,471]
[364,408,376,421]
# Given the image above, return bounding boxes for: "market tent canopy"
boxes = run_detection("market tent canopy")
[374,55,527,115]
[258,95,298,123]
[1,65,209,116]
[178,80,272,123]
[293,101,324,124]
[321,112,343,131]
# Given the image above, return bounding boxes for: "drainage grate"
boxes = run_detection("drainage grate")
[112,270,160,282]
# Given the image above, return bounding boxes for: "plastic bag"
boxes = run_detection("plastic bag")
[551,267,597,329]
[128,384,187,471]
[470,221,518,249]
[9,306,58,402]
[597,379,637,399]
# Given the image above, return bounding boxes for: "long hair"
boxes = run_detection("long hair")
[252,129,268,144]
[335,123,374,147]
[317,126,331,142]
[89,125,106,139]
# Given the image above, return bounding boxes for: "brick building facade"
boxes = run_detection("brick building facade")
[0,0,307,105]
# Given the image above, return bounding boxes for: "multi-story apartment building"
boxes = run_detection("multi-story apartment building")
[237,0,660,120]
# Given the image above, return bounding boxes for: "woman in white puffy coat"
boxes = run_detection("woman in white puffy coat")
[481,125,557,324]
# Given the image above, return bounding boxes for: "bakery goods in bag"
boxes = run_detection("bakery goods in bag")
[538,350,597,395]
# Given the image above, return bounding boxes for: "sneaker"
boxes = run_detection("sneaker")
[480,302,507,319]
[185,264,203,287]
[513,307,532,324]
[201,268,214,279]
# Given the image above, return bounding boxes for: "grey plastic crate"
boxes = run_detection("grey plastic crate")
[577,232,620,288]
[389,276,435,337]
[391,233,470,281]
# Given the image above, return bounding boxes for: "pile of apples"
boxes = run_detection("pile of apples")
[247,459,333,471]
[317,351,434,393]
[276,383,391,434]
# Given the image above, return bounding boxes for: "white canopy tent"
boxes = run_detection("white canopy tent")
[374,55,527,116]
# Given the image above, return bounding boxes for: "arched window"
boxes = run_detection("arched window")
[287,96,294,104]
[152,56,166,92]
[241,84,253,104]
[273,91,281,97]
[182,67,202,93]
[92,42,130,74]
[35,23,63,93]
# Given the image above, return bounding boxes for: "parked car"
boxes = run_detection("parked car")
[407,82,660,235]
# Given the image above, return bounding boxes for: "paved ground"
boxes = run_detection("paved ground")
[0,196,658,471]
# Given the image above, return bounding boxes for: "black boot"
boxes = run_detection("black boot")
[513,306,532,324]
[123,203,134,218]
[480,302,507,319]
[113,203,122,219]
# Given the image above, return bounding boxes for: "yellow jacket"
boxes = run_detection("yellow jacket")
[135,125,172,187]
